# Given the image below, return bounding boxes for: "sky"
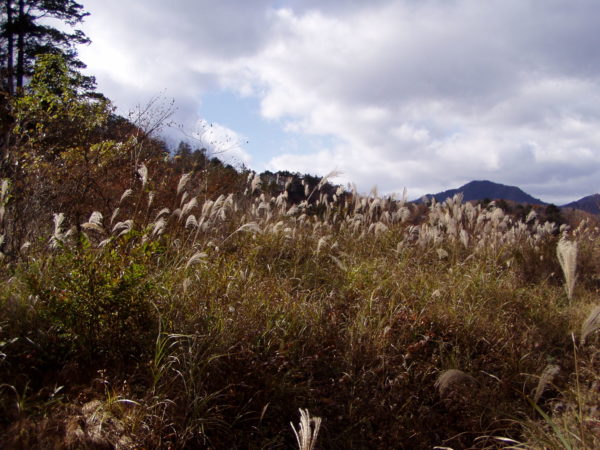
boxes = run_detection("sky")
[76,0,600,204]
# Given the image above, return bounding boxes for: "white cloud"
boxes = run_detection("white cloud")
[79,0,600,204]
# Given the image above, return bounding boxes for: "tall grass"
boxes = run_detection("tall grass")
[1,171,599,448]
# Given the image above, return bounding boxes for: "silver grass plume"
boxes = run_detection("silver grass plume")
[580,305,600,345]
[0,179,8,201]
[201,200,214,219]
[316,235,329,255]
[110,208,120,225]
[557,238,577,301]
[286,205,299,216]
[460,229,469,248]
[374,222,388,235]
[533,364,560,403]
[250,173,261,193]
[181,197,198,217]
[119,189,133,204]
[291,408,322,450]
[0,178,9,225]
[155,208,170,221]
[147,191,155,209]
[182,277,191,294]
[211,195,226,218]
[179,191,189,207]
[137,163,148,187]
[317,169,342,191]
[152,217,167,237]
[436,248,449,260]
[112,220,133,237]
[237,222,262,234]
[275,193,287,209]
[81,211,105,233]
[177,172,192,195]
[185,251,207,269]
[185,214,198,229]
[50,213,67,248]
[98,238,112,248]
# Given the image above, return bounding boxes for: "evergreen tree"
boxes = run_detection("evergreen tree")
[0,0,92,95]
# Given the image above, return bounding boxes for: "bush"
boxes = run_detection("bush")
[23,236,160,368]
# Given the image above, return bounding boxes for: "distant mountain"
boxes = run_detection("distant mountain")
[421,180,547,205]
[562,194,600,215]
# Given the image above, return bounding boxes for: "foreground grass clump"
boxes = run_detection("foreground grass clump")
[1,173,600,449]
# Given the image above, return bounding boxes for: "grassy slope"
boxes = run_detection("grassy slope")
[1,177,599,449]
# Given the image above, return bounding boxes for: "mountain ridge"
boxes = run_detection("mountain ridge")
[419,180,547,205]
[562,194,600,215]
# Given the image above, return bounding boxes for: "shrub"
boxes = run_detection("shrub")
[24,235,160,367]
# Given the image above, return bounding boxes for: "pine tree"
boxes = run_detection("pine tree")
[1,0,92,95]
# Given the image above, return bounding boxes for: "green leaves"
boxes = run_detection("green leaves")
[29,240,160,364]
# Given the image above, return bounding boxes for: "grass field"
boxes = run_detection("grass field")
[1,172,599,448]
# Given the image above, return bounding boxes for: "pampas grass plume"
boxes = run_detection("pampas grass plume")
[119,189,133,204]
[580,305,600,345]
[533,364,560,403]
[177,172,192,195]
[185,251,207,269]
[557,238,577,301]
[137,163,148,187]
[291,408,321,450]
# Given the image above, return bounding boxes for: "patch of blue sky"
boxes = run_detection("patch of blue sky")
[199,90,339,172]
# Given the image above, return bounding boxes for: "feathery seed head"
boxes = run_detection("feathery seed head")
[119,189,133,204]
[179,191,189,207]
[0,178,8,201]
[155,208,170,221]
[185,251,207,269]
[181,197,198,216]
[250,174,261,193]
[110,208,120,225]
[152,217,167,237]
[291,408,322,450]
[137,163,148,187]
[581,305,600,345]
[177,172,192,195]
[185,214,198,229]
[557,238,578,301]
[526,209,537,223]
[147,191,155,209]
[112,219,134,237]
[533,364,560,403]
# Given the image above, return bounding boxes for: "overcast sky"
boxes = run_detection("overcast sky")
[78,0,600,204]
